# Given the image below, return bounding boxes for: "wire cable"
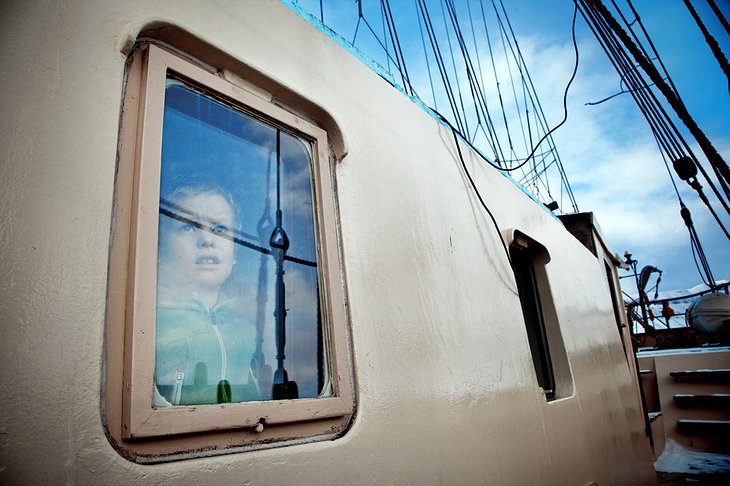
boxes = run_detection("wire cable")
[449,125,512,266]
[493,2,581,173]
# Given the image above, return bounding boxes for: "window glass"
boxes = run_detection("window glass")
[154,79,323,406]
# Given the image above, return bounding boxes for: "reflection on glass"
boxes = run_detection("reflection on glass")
[154,79,322,406]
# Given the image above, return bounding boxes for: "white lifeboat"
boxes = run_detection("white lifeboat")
[686,293,730,333]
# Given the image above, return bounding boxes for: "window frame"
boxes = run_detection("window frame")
[506,230,573,401]
[105,43,353,458]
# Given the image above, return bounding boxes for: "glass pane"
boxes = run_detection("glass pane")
[154,79,322,406]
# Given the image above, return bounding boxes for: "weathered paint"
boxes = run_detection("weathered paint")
[0,0,656,484]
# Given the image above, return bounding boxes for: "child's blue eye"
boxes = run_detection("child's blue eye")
[181,224,196,232]
[212,224,228,234]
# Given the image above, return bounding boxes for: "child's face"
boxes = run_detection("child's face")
[159,192,236,296]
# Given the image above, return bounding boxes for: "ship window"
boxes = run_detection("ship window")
[604,261,625,331]
[155,80,321,406]
[509,231,572,400]
[105,43,353,460]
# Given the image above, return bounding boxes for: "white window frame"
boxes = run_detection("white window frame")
[105,43,353,459]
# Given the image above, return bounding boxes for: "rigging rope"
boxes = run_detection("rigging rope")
[706,0,730,37]
[584,0,730,190]
[682,0,730,92]
[577,0,728,287]
[624,0,681,97]
[578,0,730,226]
[416,0,468,135]
[440,0,473,141]
[300,0,581,212]
[445,0,505,161]
[415,0,438,109]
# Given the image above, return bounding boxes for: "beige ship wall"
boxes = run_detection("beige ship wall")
[0,0,656,484]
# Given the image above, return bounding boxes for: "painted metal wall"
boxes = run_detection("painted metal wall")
[0,0,656,483]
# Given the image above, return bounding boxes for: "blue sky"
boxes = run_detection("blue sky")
[509,0,730,294]
[288,0,729,294]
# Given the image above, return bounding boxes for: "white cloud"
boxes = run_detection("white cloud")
[290,0,729,291]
